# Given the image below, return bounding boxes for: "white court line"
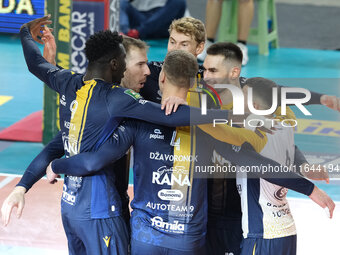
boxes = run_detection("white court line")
[0,173,63,181]
[0,176,15,189]
[0,173,22,178]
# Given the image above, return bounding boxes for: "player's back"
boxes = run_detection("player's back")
[238,123,297,239]
[127,120,211,251]
[59,77,135,220]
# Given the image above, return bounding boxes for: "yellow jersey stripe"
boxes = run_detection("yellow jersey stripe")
[69,80,96,155]
[252,243,257,255]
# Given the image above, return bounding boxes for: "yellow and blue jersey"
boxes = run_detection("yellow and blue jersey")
[51,120,314,251]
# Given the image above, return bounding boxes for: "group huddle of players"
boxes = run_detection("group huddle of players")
[1,14,339,255]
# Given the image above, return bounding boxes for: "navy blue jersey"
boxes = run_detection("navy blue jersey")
[20,26,234,220]
[51,119,314,251]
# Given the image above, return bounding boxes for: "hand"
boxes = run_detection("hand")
[309,186,335,218]
[46,162,60,184]
[161,96,188,115]
[300,163,330,184]
[1,186,26,226]
[21,14,52,44]
[320,95,340,112]
[42,26,57,65]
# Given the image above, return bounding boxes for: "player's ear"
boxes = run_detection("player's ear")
[230,66,241,80]
[195,42,205,56]
[110,59,118,71]
[159,69,166,83]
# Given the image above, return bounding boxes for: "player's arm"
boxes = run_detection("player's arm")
[214,142,335,217]
[275,108,329,182]
[280,85,340,112]
[20,16,74,92]
[17,132,64,190]
[109,89,233,127]
[213,141,315,195]
[198,124,267,153]
[1,132,64,226]
[49,121,135,177]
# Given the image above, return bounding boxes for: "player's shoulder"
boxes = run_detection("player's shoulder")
[53,67,84,82]
[108,87,146,111]
[53,67,84,90]
[114,87,143,101]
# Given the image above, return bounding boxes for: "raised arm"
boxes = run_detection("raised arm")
[20,16,76,92]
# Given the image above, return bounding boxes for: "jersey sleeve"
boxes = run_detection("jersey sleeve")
[16,132,65,191]
[51,120,136,176]
[20,26,78,93]
[198,124,267,153]
[277,84,322,105]
[240,77,323,105]
[107,88,232,127]
[212,139,315,196]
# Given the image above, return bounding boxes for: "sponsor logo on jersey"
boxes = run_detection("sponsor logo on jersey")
[150,216,185,234]
[150,129,165,140]
[146,202,194,213]
[103,236,111,248]
[232,145,241,152]
[60,95,66,106]
[124,89,142,100]
[274,187,288,201]
[62,184,76,205]
[211,150,231,166]
[118,125,125,132]
[64,121,76,131]
[113,133,119,141]
[138,99,148,105]
[62,132,78,155]
[156,166,188,175]
[157,189,183,201]
[149,151,198,162]
[152,167,191,187]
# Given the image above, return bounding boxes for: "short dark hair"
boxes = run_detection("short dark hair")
[245,77,280,108]
[207,42,243,65]
[163,50,198,88]
[122,36,149,54]
[85,30,123,63]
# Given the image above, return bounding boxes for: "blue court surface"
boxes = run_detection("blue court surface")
[0,36,339,254]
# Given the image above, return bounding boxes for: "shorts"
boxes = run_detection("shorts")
[62,215,129,255]
[131,238,206,255]
[205,219,243,255]
[240,235,297,255]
